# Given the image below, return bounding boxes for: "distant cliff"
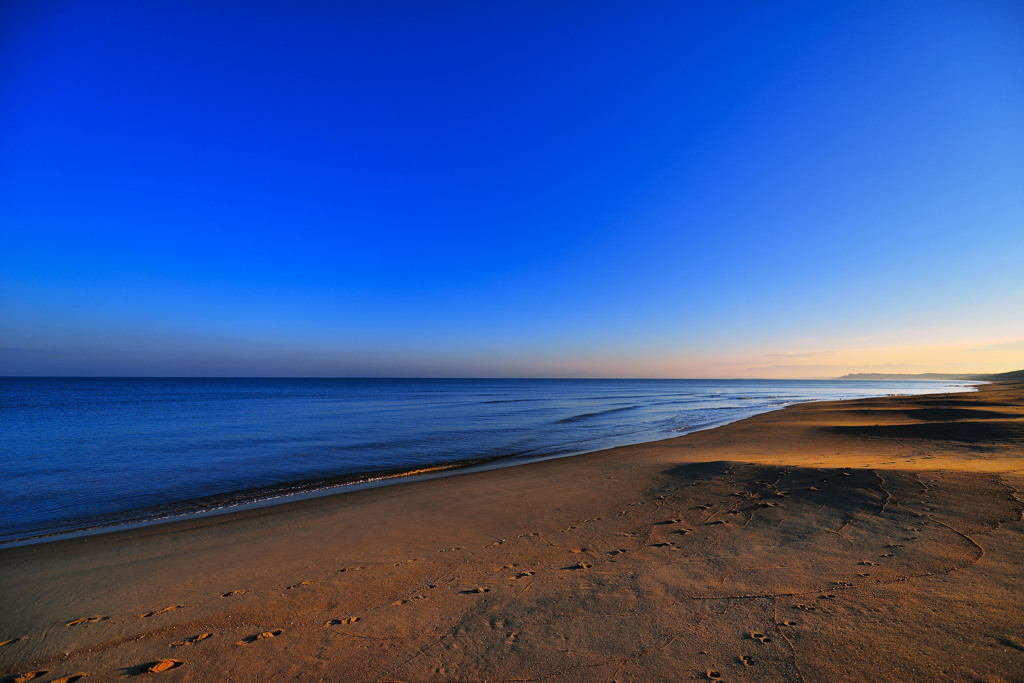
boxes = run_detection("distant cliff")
[838,370,1024,381]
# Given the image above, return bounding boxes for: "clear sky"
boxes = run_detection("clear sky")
[2,1,1022,378]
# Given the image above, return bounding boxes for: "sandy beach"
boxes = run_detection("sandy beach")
[2,382,1022,682]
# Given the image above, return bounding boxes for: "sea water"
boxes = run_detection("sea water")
[0,377,974,544]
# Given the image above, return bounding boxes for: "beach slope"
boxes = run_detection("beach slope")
[2,382,1023,682]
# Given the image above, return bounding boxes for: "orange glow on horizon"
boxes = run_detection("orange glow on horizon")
[529,338,1024,379]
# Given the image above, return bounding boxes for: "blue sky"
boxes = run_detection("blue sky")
[2,1,1022,377]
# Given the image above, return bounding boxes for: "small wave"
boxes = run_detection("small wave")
[480,398,539,404]
[555,405,638,424]
[0,460,488,546]
[584,394,654,400]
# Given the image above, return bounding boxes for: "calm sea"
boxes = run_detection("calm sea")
[0,377,974,544]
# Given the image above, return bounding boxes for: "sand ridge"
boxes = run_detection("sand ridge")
[1,383,1022,681]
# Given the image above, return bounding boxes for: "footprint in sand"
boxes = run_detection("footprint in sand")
[338,566,365,573]
[220,590,247,597]
[705,671,722,680]
[649,542,673,548]
[169,633,211,647]
[569,547,589,554]
[748,632,772,643]
[672,528,692,535]
[124,659,182,676]
[8,671,47,682]
[438,547,462,552]
[66,616,108,626]
[655,519,684,525]
[285,581,311,590]
[237,630,282,645]
[758,502,778,508]
[122,659,181,675]
[693,504,713,510]
[704,520,726,526]
[147,660,181,673]
[820,593,836,600]
[835,581,853,587]
[778,620,798,626]
[392,595,427,605]
[608,549,627,556]
[49,675,87,683]
[461,588,491,594]
[795,604,816,611]
[325,617,360,625]
[563,562,591,570]
[859,561,878,566]
[513,571,535,579]
[0,637,22,647]
[140,605,182,618]
[739,655,755,666]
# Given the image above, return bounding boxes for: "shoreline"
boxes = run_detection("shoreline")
[0,405,768,549]
[0,382,979,549]
[1,381,1021,682]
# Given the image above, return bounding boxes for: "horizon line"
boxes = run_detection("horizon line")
[0,374,998,381]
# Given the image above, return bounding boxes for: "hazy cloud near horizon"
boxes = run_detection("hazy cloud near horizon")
[2,339,1021,379]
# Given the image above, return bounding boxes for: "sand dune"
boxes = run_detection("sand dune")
[1,383,1022,682]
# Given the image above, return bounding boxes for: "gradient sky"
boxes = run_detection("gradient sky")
[2,1,1022,377]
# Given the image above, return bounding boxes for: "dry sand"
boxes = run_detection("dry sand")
[2,382,1022,682]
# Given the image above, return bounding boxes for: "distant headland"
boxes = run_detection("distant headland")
[838,369,1024,381]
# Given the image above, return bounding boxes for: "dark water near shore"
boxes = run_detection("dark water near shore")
[0,377,975,544]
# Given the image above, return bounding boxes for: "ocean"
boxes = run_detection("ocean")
[0,377,975,545]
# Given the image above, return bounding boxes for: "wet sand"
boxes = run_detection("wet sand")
[1,382,1022,682]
